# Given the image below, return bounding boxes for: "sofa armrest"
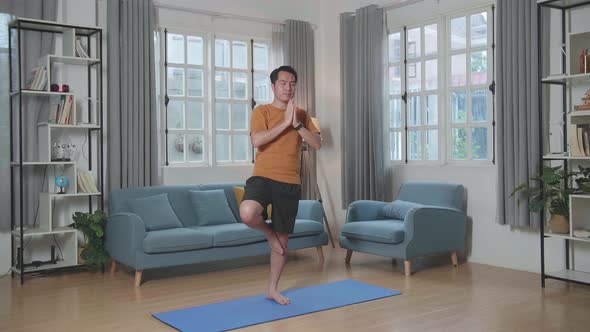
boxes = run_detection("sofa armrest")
[346,200,389,223]
[105,213,146,268]
[297,200,323,223]
[403,206,466,257]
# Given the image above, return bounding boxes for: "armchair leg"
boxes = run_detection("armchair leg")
[451,251,458,267]
[345,249,353,264]
[404,260,411,276]
[316,246,325,264]
[134,270,143,288]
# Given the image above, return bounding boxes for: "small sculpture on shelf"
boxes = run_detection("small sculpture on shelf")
[574,88,590,112]
[51,136,76,161]
[55,175,69,194]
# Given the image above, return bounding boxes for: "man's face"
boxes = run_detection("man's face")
[271,71,297,103]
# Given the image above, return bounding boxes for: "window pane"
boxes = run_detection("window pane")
[408,130,421,160]
[187,69,203,97]
[232,135,249,161]
[216,134,230,161]
[167,33,184,64]
[168,133,184,162]
[254,73,270,102]
[389,65,401,95]
[232,41,248,69]
[187,36,203,65]
[472,127,488,160]
[232,72,248,100]
[425,95,438,125]
[187,100,203,129]
[451,91,467,123]
[451,127,467,160]
[232,104,248,130]
[388,32,401,62]
[471,51,487,85]
[215,39,230,67]
[215,71,230,98]
[390,99,402,128]
[424,24,437,56]
[408,96,421,126]
[471,12,488,47]
[187,134,204,162]
[390,131,402,161]
[451,53,467,87]
[408,62,421,92]
[451,16,467,50]
[426,129,438,160]
[471,89,488,122]
[253,43,268,71]
[167,67,184,96]
[167,100,183,129]
[425,59,437,90]
[216,102,230,129]
[407,28,421,58]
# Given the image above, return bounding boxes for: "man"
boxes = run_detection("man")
[239,66,321,305]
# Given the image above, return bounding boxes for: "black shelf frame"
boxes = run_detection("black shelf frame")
[537,0,590,288]
[8,18,104,284]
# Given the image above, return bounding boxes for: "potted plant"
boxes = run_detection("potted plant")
[69,210,110,268]
[511,165,590,234]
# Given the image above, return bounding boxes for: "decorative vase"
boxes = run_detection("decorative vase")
[549,214,569,234]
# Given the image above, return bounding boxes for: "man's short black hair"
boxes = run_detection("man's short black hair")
[270,66,298,85]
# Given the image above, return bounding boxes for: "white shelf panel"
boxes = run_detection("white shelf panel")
[546,270,590,284]
[9,17,101,35]
[46,55,100,66]
[13,226,76,237]
[11,90,75,97]
[542,72,590,84]
[544,233,590,243]
[37,123,100,129]
[12,261,80,274]
[11,161,76,166]
[569,110,590,124]
[45,192,101,197]
[543,154,590,160]
[538,0,590,9]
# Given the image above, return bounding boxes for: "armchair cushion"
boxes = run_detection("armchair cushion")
[382,200,423,220]
[127,193,183,231]
[341,220,405,244]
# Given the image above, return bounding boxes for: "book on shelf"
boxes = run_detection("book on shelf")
[77,170,98,193]
[570,125,590,157]
[75,39,89,58]
[573,229,590,238]
[25,66,47,90]
[48,95,73,124]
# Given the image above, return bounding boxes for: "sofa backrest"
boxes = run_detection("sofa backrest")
[397,182,464,211]
[110,182,244,227]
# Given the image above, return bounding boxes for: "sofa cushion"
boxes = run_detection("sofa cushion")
[191,223,266,247]
[341,220,405,244]
[189,189,238,226]
[127,193,183,231]
[382,200,423,220]
[143,228,213,253]
[233,186,272,220]
[288,219,324,238]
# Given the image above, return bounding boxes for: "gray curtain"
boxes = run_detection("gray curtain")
[497,0,540,228]
[107,0,159,204]
[0,0,58,229]
[284,20,317,199]
[340,5,386,208]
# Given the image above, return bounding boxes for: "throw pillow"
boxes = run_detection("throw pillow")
[233,186,272,220]
[382,200,423,220]
[127,193,183,231]
[189,189,238,226]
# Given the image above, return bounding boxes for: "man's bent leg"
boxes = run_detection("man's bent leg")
[240,200,284,255]
[267,232,290,305]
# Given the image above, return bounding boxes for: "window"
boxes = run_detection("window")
[161,30,270,166]
[387,6,493,164]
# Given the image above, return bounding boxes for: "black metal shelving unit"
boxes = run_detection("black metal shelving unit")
[8,18,104,284]
[537,0,590,288]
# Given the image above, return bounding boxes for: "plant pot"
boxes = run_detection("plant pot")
[549,214,569,234]
[78,245,86,265]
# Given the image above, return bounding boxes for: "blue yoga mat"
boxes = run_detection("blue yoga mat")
[152,279,400,332]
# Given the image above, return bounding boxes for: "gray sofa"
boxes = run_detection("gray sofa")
[106,182,328,286]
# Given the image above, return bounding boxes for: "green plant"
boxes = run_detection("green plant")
[69,210,109,268]
[511,165,590,217]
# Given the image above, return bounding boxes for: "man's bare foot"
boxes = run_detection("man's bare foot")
[266,291,290,305]
[266,232,284,255]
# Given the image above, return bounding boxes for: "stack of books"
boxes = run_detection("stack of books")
[48,95,74,124]
[573,229,590,238]
[75,39,89,58]
[570,125,590,157]
[26,66,47,90]
[77,170,98,193]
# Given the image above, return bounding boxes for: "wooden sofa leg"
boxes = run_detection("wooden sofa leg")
[404,260,411,276]
[134,270,143,288]
[345,249,353,264]
[451,251,458,267]
[110,260,117,275]
[316,246,324,264]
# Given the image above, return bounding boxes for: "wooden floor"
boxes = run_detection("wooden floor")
[2,246,590,332]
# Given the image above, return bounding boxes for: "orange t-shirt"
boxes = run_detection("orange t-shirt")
[250,104,319,184]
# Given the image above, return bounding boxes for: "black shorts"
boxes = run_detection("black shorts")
[243,176,301,234]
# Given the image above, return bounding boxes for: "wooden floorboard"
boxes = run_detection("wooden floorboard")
[1,246,590,331]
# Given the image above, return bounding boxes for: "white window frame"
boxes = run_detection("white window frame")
[388,28,405,162]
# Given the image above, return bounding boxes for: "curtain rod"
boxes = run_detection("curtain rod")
[380,0,426,11]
